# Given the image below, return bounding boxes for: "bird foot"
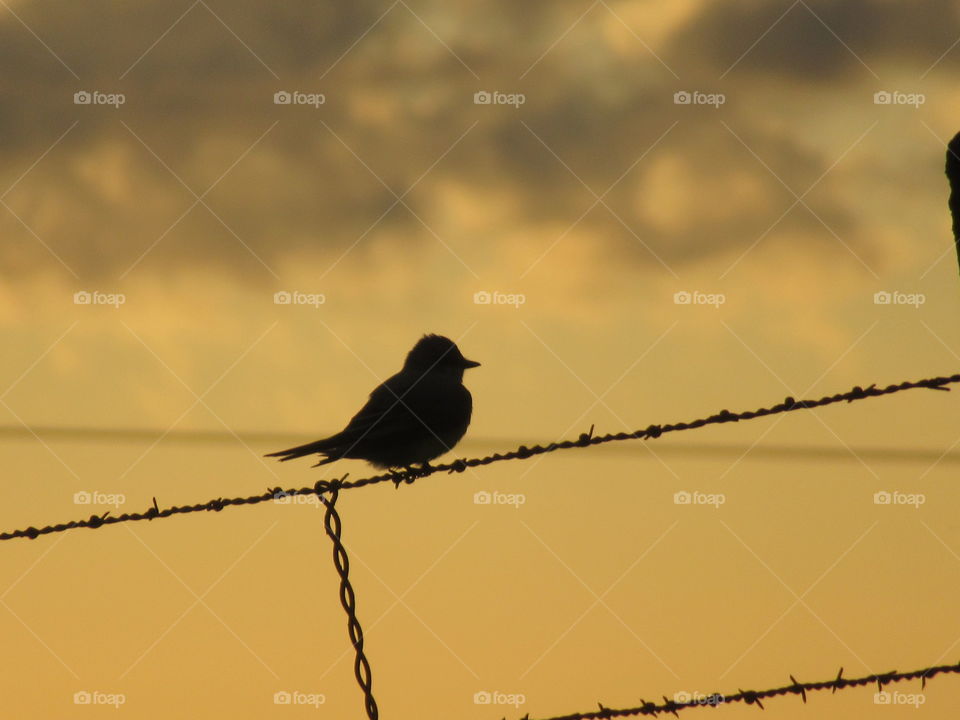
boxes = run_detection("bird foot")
[389,463,433,488]
[388,469,408,488]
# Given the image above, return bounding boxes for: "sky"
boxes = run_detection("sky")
[2,0,960,717]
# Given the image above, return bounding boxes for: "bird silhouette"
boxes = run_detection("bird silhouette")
[266,334,480,468]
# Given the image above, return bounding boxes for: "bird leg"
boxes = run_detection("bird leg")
[389,467,409,488]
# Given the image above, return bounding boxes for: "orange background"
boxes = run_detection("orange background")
[2,1,960,717]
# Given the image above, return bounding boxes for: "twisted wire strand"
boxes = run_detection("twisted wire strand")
[2,372,957,542]
[320,486,378,720]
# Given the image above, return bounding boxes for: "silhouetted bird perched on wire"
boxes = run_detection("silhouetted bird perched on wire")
[266,334,480,469]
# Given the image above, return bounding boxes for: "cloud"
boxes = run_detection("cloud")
[0,0,943,283]
[667,0,960,80]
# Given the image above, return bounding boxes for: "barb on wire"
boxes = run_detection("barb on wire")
[318,482,378,720]
[526,661,960,719]
[2,372,958,542]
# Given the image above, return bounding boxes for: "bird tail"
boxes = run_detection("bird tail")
[265,438,340,463]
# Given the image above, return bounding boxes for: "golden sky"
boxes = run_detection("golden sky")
[3,0,960,717]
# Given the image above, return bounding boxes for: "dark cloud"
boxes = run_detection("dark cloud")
[667,0,960,80]
[0,0,936,282]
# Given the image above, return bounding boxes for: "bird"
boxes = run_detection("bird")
[266,334,480,469]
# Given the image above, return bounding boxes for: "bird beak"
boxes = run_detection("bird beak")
[462,358,481,368]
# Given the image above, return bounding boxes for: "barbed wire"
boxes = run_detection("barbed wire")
[1,372,957,543]
[6,372,960,720]
[319,488,378,720]
[523,661,959,719]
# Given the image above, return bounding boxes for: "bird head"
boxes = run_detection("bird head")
[404,334,480,380]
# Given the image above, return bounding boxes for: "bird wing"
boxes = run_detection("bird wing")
[329,372,424,447]
[265,372,423,462]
